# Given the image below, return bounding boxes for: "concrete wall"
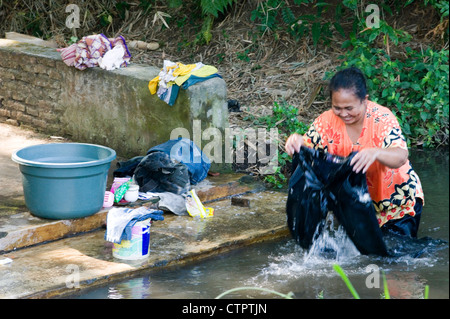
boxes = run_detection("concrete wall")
[0,39,229,162]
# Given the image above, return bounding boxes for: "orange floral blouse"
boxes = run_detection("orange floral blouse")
[303,100,424,227]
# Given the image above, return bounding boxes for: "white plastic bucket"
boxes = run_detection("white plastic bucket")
[112,219,151,260]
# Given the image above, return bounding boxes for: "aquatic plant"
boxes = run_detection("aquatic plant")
[332,264,360,299]
[216,264,431,299]
[333,264,431,299]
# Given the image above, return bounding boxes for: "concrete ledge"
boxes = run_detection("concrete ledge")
[0,191,289,299]
[0,173,260,254]
[0,39,229,160]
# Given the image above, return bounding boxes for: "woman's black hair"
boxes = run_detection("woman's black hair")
[329,67,367,101]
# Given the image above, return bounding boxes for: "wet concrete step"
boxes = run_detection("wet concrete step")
[0,173,263,253]
[0,190,289,299]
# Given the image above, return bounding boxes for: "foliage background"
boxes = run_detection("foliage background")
[0,0,448,185]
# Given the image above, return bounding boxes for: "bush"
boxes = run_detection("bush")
[330,32,449,147]
[245,101,309,188]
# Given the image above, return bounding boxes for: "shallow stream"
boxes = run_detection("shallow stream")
[73,148,449,299]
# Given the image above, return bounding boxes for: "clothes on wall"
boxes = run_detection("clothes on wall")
[57,34,131,71]
[148,60,222,105]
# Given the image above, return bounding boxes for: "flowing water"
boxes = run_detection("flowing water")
[73,148,449,299]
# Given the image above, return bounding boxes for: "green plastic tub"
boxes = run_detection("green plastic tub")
[12,143,116,220]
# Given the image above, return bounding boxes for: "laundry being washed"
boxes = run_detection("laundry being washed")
[148,60,222,105]
[286,147,389,256]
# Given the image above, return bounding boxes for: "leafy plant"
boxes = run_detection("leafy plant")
[333,264,432,299]
[236,49,251,62]
[254,101,309,136]
[251,0,336,47]
[98,11,113,28]
[191,0,236,44]
[68,36,79,45]
[247,101,309,188]
[200,0,235,18]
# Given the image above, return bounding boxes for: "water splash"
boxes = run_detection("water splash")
[247,213,448,291]
[247,213,368,288]
[304,213,360,265]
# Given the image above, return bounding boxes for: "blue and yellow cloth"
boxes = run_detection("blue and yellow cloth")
[149,60,222,106]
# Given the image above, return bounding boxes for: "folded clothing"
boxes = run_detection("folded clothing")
[105,206,164,243]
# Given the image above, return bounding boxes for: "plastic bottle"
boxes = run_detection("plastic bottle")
[124,182,139,202]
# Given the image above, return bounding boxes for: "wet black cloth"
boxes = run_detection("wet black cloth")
[133,151,190,195]
[286,147,389,256]
[113,138,210,187]
[114,156,144,177]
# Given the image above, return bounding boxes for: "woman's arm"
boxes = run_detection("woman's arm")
[350,147,408,173]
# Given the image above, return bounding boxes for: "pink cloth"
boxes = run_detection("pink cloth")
[57,34,131,70]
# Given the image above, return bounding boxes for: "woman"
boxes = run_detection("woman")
[285,67,424,238]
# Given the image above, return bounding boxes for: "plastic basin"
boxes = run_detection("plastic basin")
[12,143,116,220]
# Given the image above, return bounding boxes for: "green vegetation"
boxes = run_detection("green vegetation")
[249,0,449,151]
[332,264,361,299]
[325,2,449,148]
[249,0,449,186]
[245,101,309,188]
[1,0,447,187]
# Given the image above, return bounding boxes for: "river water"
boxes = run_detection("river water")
[74,148,449,299]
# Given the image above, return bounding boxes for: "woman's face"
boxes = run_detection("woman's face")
[331,89,367,126]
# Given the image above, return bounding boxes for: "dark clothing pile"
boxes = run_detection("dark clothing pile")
[114,138,210,195]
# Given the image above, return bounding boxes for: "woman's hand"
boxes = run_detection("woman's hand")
[285,133,304,156]
[350,147,408,173]
[350,148,380,173]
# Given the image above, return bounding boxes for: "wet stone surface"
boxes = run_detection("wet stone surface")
[0,191,288,298]
[0,122,290,298]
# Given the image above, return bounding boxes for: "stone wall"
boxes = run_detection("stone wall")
[0,39,229,164]
[0,42,63,132]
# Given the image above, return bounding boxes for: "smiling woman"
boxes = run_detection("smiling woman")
[331,90,366,127]
[285,67,424,238]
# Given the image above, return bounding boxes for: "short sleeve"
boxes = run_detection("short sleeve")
[382,127,408,150]
[303,123,325,151]
[378,111,408,150]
